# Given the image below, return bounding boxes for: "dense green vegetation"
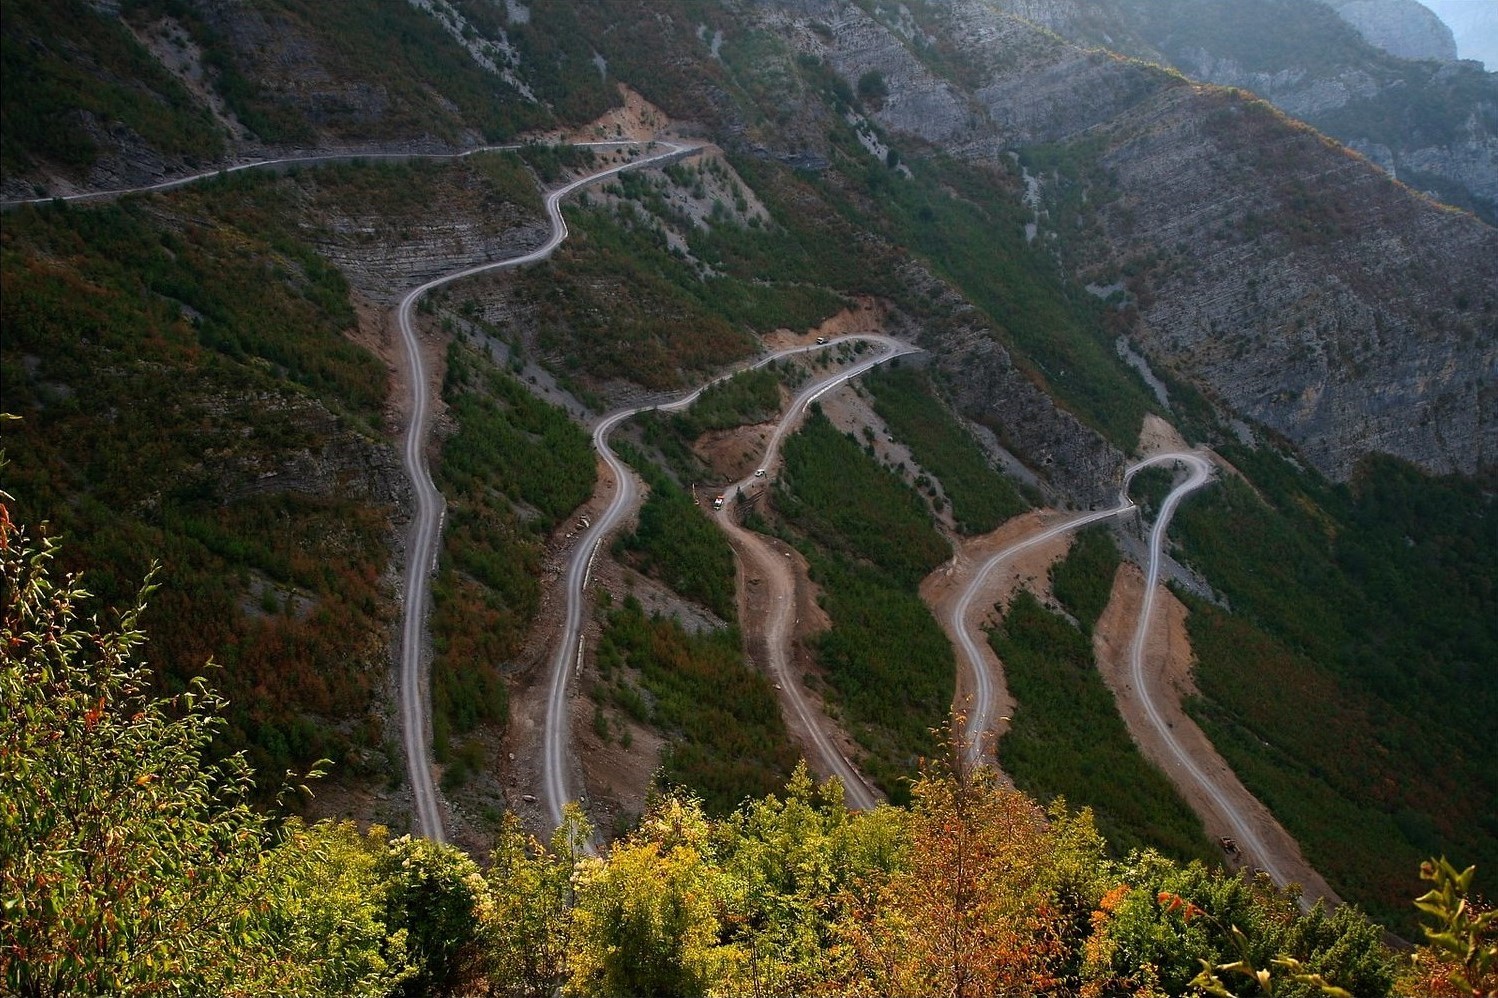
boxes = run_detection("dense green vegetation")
[508,203,798,389]
[774,408,954,800]
[616,450,737,620]
[693,51,1160,449]
[633,409,711,485]
[1128,464,1177,519]
[506,203,754,386]
[1170,448,1498,929]
[1050,525,1123,636]
[595,599,796,814]
[14,499,1494,998]
[679,366,782,435]
[8,524,1462,989]
[777,408,949,587]
[993,590,1216,863]
[836,152,1158,449]
[865,364,1029,533]
[3,146,557,790]
[0,196,391,786]
[1,0,225,177]
[429,343,594,768]
[137,0,554,144]
[439,345,594,520]
[809,557,956,801]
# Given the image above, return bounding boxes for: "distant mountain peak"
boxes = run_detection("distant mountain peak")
[1321,0,1459,61]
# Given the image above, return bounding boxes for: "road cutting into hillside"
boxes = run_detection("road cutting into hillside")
[391,139,700,842]
[540,335,913,828]
[941,450,1334,899]
[710,339,922,811]
[0,139,649,209]
[5,137,698,843]
[1122,453,1336,902]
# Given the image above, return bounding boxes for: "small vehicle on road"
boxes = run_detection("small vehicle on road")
[713,494,726,510]
[754,468,766,477]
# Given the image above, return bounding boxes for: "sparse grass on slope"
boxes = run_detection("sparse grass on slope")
[596,598,797,815]
[865,365,1029,534]
[776,408,954,803]
[992,590,1217,865]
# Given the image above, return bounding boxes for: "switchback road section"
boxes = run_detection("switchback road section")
[394,140,699,842]
[542,335,914,828]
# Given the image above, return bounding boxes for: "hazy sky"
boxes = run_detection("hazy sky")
[1417,0,1497,69]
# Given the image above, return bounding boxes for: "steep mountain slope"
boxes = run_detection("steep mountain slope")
[986,0,1498,223]
[1325,0,1457,62]
[1420,0,1498,69]
[2,0,1493,929]
[786,0,1495,482]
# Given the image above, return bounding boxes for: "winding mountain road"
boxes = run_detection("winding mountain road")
[710,337,918,811]
[24,142,1312,880]
[1124,454,1297,888]
[5,136,701,841]
[541,335,911,827]
[950,499,1137,768]
[0,140,644,209]
[392,140,699,841]
[948,450,1301,887]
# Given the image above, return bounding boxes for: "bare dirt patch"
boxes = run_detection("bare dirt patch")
[1136,413,1191,457]
[560,83,673,144]
[762,296,885,351]
[920,511,1077,770]
[1093,563,1340,904]
[695,422,773,483]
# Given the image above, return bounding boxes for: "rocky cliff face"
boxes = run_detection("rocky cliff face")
[1323,0,1458,62]
[979,0,1498,223]
[1419,0,1498,70]
[881,260,1128,505]
[9,0,1495,488]
[1091,88,1497,478]
[760,0,1498,481]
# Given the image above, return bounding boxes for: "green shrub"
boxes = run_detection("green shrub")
[992,592,1215,862]
[865,366,1028,533]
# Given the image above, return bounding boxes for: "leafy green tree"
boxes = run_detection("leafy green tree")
[716,764,908,995]
[569,795,741,996]
[0,486,274,995]
[378,835,487,998]
[252,820,417,997]
[480,807,590,998]
[1086,852,1393,998]
[856,70,889,105]
[0,471,412,997]
[1403,857,1498,997]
